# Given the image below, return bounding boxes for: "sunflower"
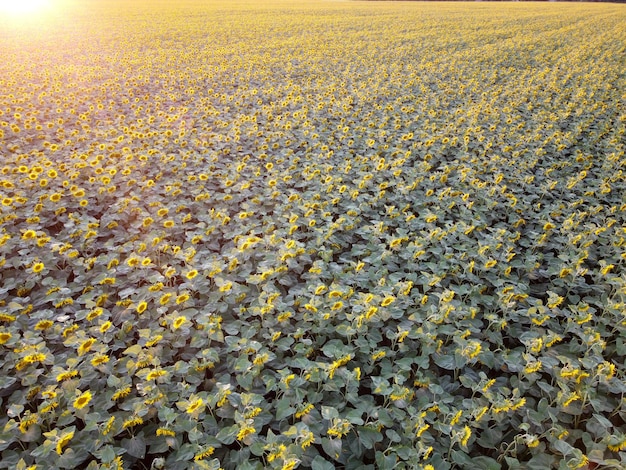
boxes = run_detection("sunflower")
[56,430,74,455]
[73,390,93,409]
[31,262,45,273]
[136,301,148,314]
[176,293,190,304]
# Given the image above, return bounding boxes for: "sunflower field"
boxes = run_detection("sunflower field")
[0,0,625,469]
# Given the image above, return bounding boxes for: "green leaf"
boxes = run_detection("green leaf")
[503,457,523,470]
[236,372,254,391]
[476,427,503,449]
[385,429,402,443]
[122,435,146,459]
[123,344,142,356]
[376,409,395,428]
[321,339,347,358]
[321,437,342,461]
[16,459,30,470]
[552,439,575,456]
[57,447,90,469]
[234,355,251,372]
[357,427,383,450]
[275,398,294,420]
[30,438,55,458]
[7,403,24,418]
[215,425,239,445]
[0,376,17,390]
[472,455,502,470]
[249,440,265,457]
[97,445,117,463]
[527,453,558,468]
[345,408,365,425]
[587,413,613,437]
[172,443,196,462]
[235,461,261,470]
[336,323,356,337]
[370,376,391,395]
[311,456,336,470]
[452,450,474,467]
[321,406,339,420]
[433,353,456,370]
[375,450,397,469]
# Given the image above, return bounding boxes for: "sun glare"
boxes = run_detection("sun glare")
[0,0,53,18]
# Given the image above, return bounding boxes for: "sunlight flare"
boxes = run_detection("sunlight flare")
[0,0,53,18]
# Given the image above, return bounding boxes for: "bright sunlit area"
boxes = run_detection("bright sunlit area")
[0,0,54,19]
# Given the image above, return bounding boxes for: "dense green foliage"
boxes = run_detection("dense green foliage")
[0,1,625,469]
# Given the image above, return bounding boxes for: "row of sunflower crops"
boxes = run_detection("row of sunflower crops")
[0,1,625,469]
